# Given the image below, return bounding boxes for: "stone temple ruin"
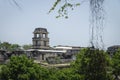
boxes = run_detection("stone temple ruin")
[0,27,118,65]
[26,27,81,64]
[0,27,82,64]
[32,28,49,49]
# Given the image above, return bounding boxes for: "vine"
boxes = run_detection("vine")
[89,0,105,49]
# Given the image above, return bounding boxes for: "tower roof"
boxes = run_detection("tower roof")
[33,28,48,33]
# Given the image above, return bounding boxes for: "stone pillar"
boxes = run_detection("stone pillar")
[40,33,43,38]
[34,34,37,38]
[45,34,47,38]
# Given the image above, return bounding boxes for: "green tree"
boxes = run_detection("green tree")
[10,44,21,51]
[22,44,32,50]
[71,48,112,80]
[0,41,2,49]
[49,68,82,80]
[0,55,49,80]
[0,42,11,51]
[112,49,120,80]
[0,42,21,51]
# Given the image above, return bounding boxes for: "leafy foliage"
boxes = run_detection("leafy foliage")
[22,44,32,50]
[0,55,49,80]
[49,0,80,18]
[0,42,11,51]
[10,44,21,51]
[71,48,112,80]
[112,49,120,80]
[0,42,21,51]
[49,68,82,80]
[0,48,116,80]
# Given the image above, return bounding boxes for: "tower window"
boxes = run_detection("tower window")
[43,34,46,38]
[36,34,39,38]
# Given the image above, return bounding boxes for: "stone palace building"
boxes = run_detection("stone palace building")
[26,27,81,63]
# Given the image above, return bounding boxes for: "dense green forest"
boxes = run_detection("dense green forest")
[0,48,120,80]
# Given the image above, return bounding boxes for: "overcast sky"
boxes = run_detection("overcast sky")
[0,0,120,49]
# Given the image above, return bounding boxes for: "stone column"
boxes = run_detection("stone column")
[45,34,47,38]
[40,33,43,38]
[34,34,37,38]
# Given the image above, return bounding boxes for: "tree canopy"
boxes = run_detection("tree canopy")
[112,49,120,80]
[0,55,50,80]
[0,42,21,51]
[71,48,112,80]
[0,48,120,80]
[22,44,32,50]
